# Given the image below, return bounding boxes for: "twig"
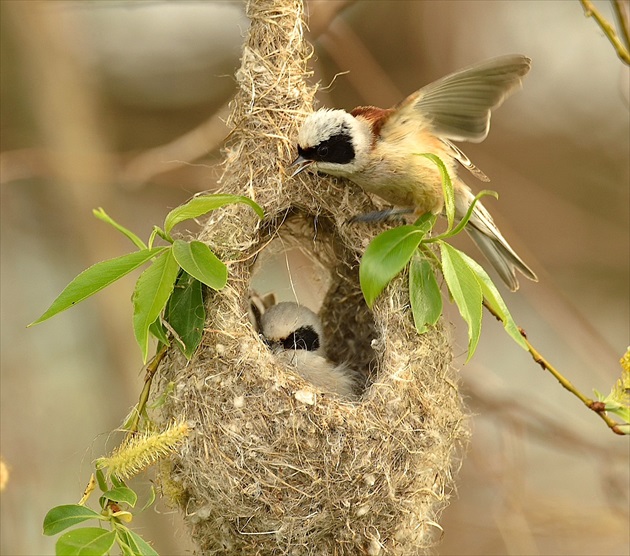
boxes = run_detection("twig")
[482,300,626,435]
[126,343,169,435]
[580,0,630,65]
[612,0,630,50]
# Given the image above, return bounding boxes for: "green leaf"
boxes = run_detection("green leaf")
[440,242,483,361]
[165,271,205,358]
[430,189,499,242]
[172,240,227,291]
[100,486,137,508]
[110,475,125,489]
[140,485,157,513]
[133,249,181,363]
[418,153,455,231]
[605,403,630,424]
[164,194,264,234]
[412,212,437,232]
[456,250,528,350]
[93,208,146,250]
[117,528,159,556]
[56,527,116,556]
[149,317,170,346]
[43,505,103,536]
[409,256,443,334]
[360,225,427,308]
[29,248,166,326]
[95,469,108,493]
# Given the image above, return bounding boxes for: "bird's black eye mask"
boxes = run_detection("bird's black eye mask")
[264,325,320,352]
[298,132,355,164]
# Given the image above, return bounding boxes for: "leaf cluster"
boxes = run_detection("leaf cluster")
[43,470,157,556]
[29,195,263,362]
[594,347,630,430]
[359,154,527,361]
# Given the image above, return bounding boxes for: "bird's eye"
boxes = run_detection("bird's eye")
[317,145,329,158]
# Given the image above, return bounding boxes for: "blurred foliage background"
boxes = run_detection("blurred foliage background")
[1,1,628,554]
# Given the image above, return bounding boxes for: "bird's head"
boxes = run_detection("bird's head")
[259,302,325,355]
[290,109,372,178]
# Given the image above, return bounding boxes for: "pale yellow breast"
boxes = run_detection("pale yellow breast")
[353,115,458,214]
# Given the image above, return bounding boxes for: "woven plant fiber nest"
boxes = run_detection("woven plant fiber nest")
[156,1,468,554]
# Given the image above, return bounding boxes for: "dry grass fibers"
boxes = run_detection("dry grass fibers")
[155,1,468,554]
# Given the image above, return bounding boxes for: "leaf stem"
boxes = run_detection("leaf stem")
[482,300,626,435]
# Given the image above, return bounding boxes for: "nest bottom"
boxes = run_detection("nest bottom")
[157,212,466,555]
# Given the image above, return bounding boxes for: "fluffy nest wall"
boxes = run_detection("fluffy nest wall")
[155,1,468,554]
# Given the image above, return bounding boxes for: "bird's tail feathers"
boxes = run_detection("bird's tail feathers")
[456,186,537,291]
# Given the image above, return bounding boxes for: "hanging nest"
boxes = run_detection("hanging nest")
[155,1,468,554]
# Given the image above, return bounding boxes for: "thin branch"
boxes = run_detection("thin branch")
[483,300,627,435]
[580,0,630,65]
[612,0,630,50]
[126,343,169,436]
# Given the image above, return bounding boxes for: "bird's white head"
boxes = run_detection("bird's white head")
[291,109,372,178]
[259,302,325,355]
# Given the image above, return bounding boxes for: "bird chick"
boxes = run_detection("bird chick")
[291,55,538,291]
[259,301,356,398]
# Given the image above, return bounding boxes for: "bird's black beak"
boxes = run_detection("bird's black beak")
[288,155,313,177]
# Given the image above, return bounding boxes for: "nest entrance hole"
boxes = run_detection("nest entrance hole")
[249,210,379,390]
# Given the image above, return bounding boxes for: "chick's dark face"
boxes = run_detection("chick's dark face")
[280,325,320,351]
[264,324,320,353]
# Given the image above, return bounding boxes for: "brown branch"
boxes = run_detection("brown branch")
[483,300,627,435]
[580,0,630,65]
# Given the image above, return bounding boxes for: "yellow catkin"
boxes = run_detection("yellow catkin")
[97,421,189,481]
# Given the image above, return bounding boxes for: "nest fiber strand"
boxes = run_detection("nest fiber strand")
[157,1,467,554]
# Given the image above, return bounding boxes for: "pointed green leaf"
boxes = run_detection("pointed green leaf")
[56,527,116,556]
[431,189,499,241]
[133,249,181,363]
[29,248,166,326]
[93,208,146,250]
[172,240,227,291]
[440,242,483,361]
[164,194,264,234]
[456,250,528,350]
[165,271,205,358]
[148,319,170,346]
[43,505,103,536]
[418,153,454,231]
[412,212,437,232]
[100,486,137,508]
[95,469,108,493]
[360,225,427,308]
[117,529,159,556]
[409,256,443,333]
[140,485,157,513]
[149,317,170,346]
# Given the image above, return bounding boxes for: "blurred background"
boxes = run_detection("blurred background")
[1,1,628,554]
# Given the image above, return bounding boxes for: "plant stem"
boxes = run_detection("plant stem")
[482,300,626,435]
[580,0,630,64]
[612,0,630,50]
[126,344,169,435]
